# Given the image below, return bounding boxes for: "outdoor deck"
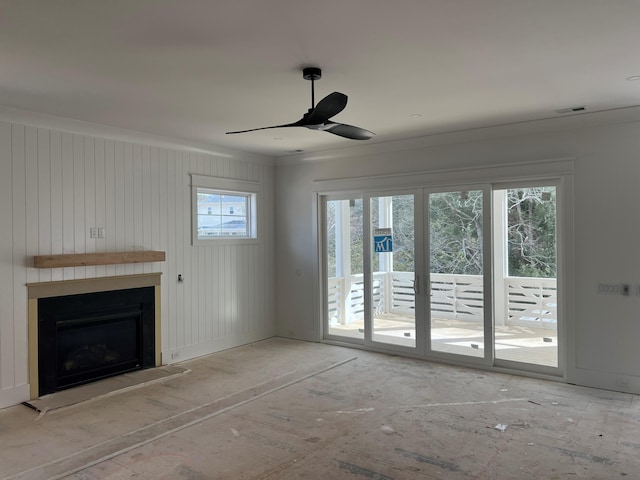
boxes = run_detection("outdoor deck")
[329,315,557,367]
[328,272,558,367]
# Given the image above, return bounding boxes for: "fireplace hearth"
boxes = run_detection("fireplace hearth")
[38,287,156,396]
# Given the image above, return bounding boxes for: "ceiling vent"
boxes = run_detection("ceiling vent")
[555,106,586,114]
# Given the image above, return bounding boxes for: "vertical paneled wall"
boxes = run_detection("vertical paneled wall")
[0,121,275,408]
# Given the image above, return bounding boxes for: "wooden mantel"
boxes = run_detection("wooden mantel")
[33,251,166,269]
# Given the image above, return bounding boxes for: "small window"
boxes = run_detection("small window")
[196,189,252,238]
[191,174,259,244]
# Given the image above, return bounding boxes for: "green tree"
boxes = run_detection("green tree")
[389,195,414,272]
[507,187,556,278]
[327,187,556,279]
[429,191,484,275]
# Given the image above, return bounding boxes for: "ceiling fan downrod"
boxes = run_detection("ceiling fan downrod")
[303,67,322,109]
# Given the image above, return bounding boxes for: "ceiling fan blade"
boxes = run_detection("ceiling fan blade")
[227,70,370,140]
[305,92,348,125]
[226,121,302,135]
[323,122,375,140]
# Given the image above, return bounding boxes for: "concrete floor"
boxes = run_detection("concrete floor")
[1,338,639,479]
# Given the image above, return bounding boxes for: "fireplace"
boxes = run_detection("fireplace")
[27,274,162,399]
[38,287,155,395]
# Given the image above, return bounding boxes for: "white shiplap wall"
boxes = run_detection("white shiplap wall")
[0,121,275,408]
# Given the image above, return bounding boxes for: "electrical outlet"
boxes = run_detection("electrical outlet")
[597,283,635,296]
[598,283,622,295]
[97,227,105,238]
[89,227,97,238]
[171,351,180,360]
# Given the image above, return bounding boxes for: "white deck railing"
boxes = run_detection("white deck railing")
[430,274,484,320]
[328,272,557,329]
[506,276,557,327]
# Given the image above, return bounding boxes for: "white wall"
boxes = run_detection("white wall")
[0,117,276,409]
[274,112,640,394]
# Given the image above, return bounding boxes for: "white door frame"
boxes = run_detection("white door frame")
[313,158,574,381]
[363,188,426,356]
[423,184,494,367]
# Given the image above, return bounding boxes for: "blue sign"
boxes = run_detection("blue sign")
[373,228,393,253]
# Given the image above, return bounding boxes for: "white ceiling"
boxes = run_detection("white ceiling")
[1,0,639,157]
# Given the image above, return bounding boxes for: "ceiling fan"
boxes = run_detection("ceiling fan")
[226,67,375,140]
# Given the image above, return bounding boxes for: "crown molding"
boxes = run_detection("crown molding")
[0,104,276,167]
[276,105,640,166]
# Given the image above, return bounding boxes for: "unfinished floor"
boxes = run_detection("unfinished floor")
[1,338,639,479]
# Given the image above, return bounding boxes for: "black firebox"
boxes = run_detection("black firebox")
[38,287,155,396]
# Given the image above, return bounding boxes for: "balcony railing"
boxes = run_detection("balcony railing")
[328,272,557,329]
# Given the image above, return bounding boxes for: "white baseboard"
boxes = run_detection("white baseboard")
[162,328,276,365]
[0,384,30,410]
[568,368,640,395]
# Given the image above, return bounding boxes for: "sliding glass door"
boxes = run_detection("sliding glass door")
[426,187,492,363]
[492,184,559,369]
[368,193,419,350]
[321,181,561,375]
[323,191,421,353]
[324,196,365,342]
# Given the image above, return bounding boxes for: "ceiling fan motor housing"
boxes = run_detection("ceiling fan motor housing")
[302,67,322,81]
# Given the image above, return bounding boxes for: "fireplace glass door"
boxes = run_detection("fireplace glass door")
[56,313,142,390]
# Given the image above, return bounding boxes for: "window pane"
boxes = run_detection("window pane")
[371,194,416,349]
[506,187,556,278]
[497,186,558,367]
[221,195,247,216]
[326,201,337,278]
[198,194,221,213]
[220,216,248,236]
[429,190,484,358]
[391,195,414,272]
[196,188,252,239]
[197,214,219,235]
[326,198,364,341]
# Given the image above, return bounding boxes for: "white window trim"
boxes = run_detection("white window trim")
[191,174,260,245]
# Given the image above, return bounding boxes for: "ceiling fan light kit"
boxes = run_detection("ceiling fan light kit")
[226,67,375,140]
